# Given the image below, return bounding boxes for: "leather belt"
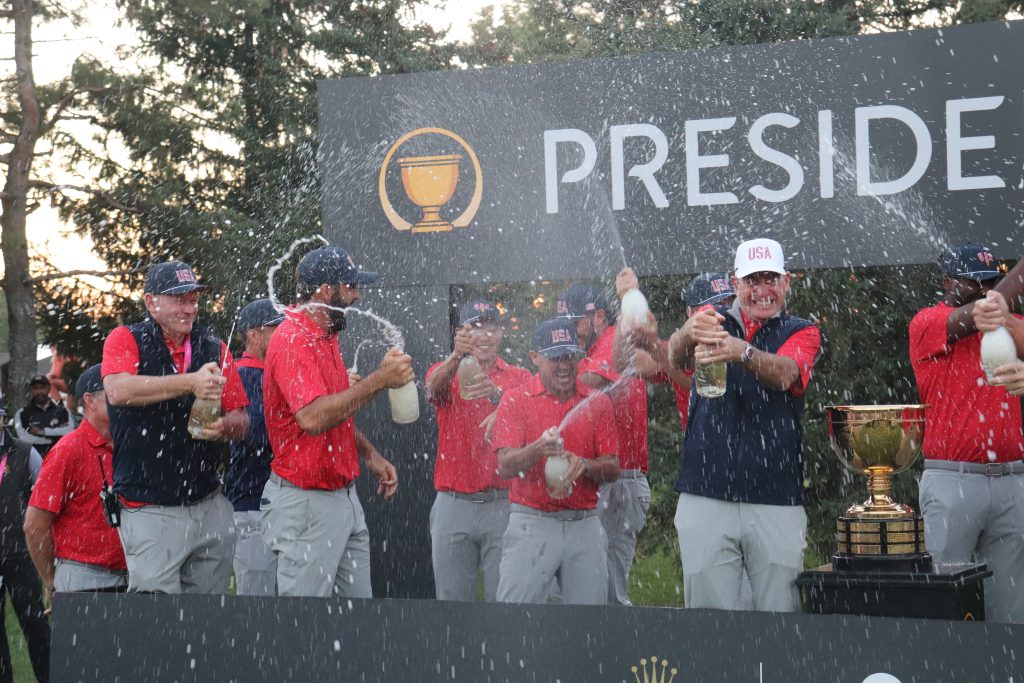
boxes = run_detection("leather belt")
[924,459,1024,476]
[510,503,598,521]
[444,489,509,503]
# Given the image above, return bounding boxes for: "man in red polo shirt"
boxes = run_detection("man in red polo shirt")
[910,243,1024,624]
[492,318,619,605]
[426,300,531,602]
[557,283,648,605]
[102,260,249,594]
[25,364,127,597]
[261,246,413,598]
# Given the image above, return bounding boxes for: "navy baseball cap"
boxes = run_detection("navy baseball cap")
[532,318,586,359]
[685,272,736,307]
[938,244,1001,282]
[144,261,207,296]
[296,247,378,287]
[458,300,502,326]
[29,374,49,387]
[556,284,608,320]
[237,298,285,333]
[75,364,104,399]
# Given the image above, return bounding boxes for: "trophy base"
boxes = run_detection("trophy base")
[834,514,932,573]
[411,219,454,233]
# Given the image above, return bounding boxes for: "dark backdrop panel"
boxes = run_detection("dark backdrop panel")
[52,593,1023,682]
[320,21,1024,288]
[340,284,450,598]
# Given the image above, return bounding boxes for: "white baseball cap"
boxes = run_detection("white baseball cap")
[734,238,786,279]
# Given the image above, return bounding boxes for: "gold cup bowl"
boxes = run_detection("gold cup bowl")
[397,154,463,233]
[825,405,932,572]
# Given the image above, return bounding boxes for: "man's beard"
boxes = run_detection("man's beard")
[328,293,348,333]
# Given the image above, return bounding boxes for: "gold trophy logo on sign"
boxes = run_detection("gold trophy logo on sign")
[379,128,483,233]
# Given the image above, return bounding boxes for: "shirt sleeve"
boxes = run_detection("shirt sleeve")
[218,344,249,413]
[27,448,42,485]
[28,445,69,514]
[491,391,526,451]
[13,410,48,446]
[101,326,141,377]
[909,306,951,364]
[774,325,822,396]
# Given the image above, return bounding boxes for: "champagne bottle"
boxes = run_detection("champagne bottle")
[188,397,221,439]
[980,325,1017,383]
[620,288,651,331]
[457,354,484,400]
[389,381,420,424]
[694,345,728,398]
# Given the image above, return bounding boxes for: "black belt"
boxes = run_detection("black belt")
[924,460,1024,476]
[510,503,597,521]
[444,489,509,503]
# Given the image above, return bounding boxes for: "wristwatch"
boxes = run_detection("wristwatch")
[740,343,755,365]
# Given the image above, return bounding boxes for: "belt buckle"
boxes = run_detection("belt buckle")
[471,494,487,504]
[985,463,1005,477]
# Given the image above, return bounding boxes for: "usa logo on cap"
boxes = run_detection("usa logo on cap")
[175,268,196,283]
[551,328,573,344]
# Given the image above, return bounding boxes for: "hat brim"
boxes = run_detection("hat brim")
[153,283,208,296]
[459,312,501,327]
[693,292,737,307]
[343,271,379,286]
[537,345,586,359]
[734,266,785,279]
[956,270,1002,282]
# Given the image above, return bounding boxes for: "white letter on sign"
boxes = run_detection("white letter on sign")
[686,117,739,206]
[947,96,1005,191]
[610,124,670,210]
[545,129,597,214]
[855,105,932,196]
[748,112,804,203]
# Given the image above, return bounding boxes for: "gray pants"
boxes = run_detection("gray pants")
[118,491,234,594]
[920,468,1024,623]
[261,474,372,598]
[497,505,608,605]
[430,491,510,602]
[675,493,805,612]
[598,472,650,605]
[54,559,127,593]
[232,510,277,596]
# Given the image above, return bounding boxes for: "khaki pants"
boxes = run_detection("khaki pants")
[429,491,509,602]
[675,493,805,612]
[232,510,277,596]
[598,473,650,606]
[261,474,371,598]
[54,559,127,593]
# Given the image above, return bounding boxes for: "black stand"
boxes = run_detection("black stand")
[796,562,991,620]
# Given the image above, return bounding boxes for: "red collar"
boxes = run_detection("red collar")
[237,352,264,370]
[286,306,335,340]
[80,419,112,451]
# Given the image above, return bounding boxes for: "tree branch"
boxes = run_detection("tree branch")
[24,267,141,286]
[27,179,142,213]
[43,86,109,134]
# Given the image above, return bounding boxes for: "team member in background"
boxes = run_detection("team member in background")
[910,243,1024,623]
[102,260,249,594]
[225,298,284,596]
[14,375,72,457]
[261,246,411,598]
[25,364,127,596]
[493,318,619,605]
[668,238,821,612]
[426,300,531,602]
[557,283,648,605]
[0,399,48,683]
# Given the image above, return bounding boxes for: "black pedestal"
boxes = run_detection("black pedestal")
[796,562,991,621]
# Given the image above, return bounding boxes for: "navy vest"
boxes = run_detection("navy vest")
[224,364,271,512]
[108,316,224,505]
[0,430,34,555]
[675,305,815,506]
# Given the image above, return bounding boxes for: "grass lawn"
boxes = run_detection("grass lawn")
[629,546,685,608]
[4,598,35,683]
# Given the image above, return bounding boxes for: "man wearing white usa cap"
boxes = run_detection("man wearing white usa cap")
[667,238,821,612]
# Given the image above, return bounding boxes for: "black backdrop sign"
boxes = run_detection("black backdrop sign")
[52,593,1023,681]
[321,20,1024,287]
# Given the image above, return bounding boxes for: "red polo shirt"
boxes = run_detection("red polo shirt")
[28,420,127,571]
[427,357,532,493]
[578,326,649,472]
[910,303,1024,463]
[492,375,619,512]
[263,308,359,490]
[101,325,248,412]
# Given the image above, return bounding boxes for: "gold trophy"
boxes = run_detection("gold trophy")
[825,404,932,572]
[397,154,462,233]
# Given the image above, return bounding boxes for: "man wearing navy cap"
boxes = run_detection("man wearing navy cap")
[224,299,284,596]
[262,246,413,597]
[25,364,127,599]
[492,318,619,604]
[0,398,48,683]
[101,260,250,594]
[911,243,1024,623]
[425,300,531,601]
[14,374,72,457]
[558,281,650,606]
